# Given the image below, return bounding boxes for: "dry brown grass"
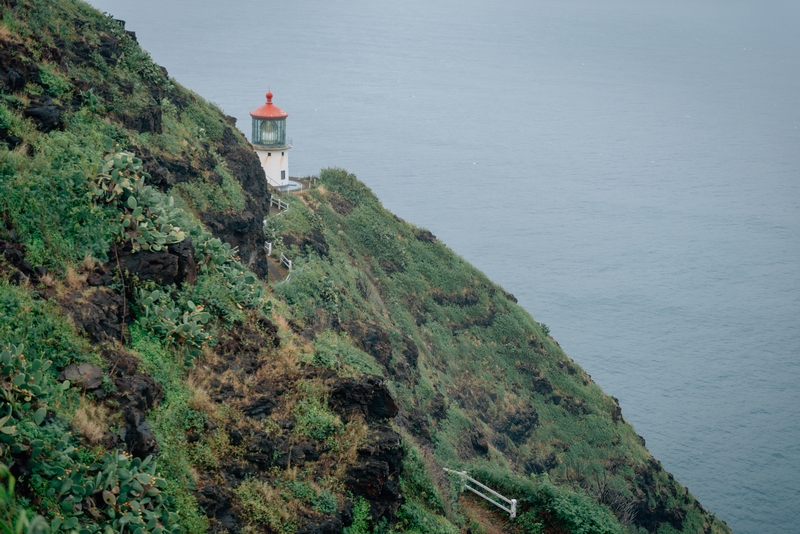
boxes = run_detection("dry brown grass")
[195,345,221,367]
[65,266,87,286]
[271,313,293,336]
[234,478,297,532]
[331,416,368,480]
[81,253,98,272]
[71,397,108,444]
[186,376,216,416]
[38,272,55,288]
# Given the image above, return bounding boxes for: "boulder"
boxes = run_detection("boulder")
[58,363,103,390]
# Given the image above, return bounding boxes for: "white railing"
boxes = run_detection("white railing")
[280,252,292,271]
[270,196,289,211]
[443,468,517,519]
[264,242,272,257]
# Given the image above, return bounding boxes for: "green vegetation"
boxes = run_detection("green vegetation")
[256,167,730,533]
[0,0,729,533]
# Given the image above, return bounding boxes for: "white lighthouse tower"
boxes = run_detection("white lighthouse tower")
[250,90,291,188]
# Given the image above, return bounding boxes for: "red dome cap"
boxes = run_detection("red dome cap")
[250,91,288,119]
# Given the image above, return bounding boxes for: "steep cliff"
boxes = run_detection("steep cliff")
[0,1,730,533]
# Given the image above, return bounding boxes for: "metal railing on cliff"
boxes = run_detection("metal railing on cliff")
[443,468,518,519]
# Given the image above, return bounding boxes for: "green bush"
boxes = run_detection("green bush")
[311,330,384,377]
[319,168,380,209]
[285,480,338,515]
[88,149,186,252]
[293,396,341,441]
[136,288,213,360]
[395,501,459,534]
[0,462,49,534]
[233,478,296,533]
[343,497,371,534]
[0,337,180,534]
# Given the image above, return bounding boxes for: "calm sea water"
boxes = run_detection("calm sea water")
[89,1,800,531]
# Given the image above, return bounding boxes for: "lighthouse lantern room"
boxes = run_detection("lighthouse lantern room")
[250,91,291,188]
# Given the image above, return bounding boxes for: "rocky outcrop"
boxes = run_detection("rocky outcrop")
[283,228,330,258]
[115,238,197,287]
[345,423,404,523]
[23,95,64,133]
[61,287,126,344]
[104,349,165,458]
[329,375,399,422]
[0,36,41,93]
[200,126,271,279]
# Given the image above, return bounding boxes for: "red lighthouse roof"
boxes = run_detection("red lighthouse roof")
[250,91,288,120]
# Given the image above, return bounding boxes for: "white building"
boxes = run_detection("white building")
[250,91,291,188]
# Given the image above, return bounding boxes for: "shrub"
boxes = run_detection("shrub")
[319,168,380,209]
[88,149,186,253]
[539,323,550,338]
[293,396,341,441]
[136,288,213,360]
[395,501,459,534]
[343,497,371,534]
[285,480,338,515]
[0,463,49,534]
[234,478,296,533]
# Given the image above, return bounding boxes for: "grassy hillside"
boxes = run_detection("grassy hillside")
[0,0,730,533]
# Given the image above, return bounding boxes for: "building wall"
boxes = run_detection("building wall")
[255,148,289,187]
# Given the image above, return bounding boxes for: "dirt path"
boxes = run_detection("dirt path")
[459,494,510,534]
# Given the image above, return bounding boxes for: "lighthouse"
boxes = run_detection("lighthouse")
[250,90,291,188]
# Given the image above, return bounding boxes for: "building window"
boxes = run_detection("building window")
[253,118,286,147]
[281,152,284,156]
[267,152,271,156]
[281,170,286,181]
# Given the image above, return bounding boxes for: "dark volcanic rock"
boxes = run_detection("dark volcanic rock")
[117,373,164,413]
[297,516,343,534]
[117,408,159,458]
[524,452,559,475]
[0,128,22,150]
[283,228,329,258]
[58,363,103,390]
[98,32,119,65]
[0,37,40,92]
[633,458,688,532]
[345,424,404,523]
[610,396,625,423]
[197,485,233,520]
[23,96,64,133]
[470,431,489,456]
[62,287,125,343]
[118,248,178,285]
[203,126,271,278]
[498,403,538,445]
[533,375,554,395]
[328,191,353,216]
[122,105,162,134]
[103,348,139,376]
[116,238,197,287]
[329,375,398,423]
[167,239,197,285]
[413,228,437,243]
[243,394,279,419]
[0,240,36,282]
[94,347,165,458]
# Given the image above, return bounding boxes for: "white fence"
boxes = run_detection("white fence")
[270,196,289,211]
[280,252,292,271]
[443,468,517,519]
[264,242,273,257]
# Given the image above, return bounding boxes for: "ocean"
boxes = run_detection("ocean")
[88,1,800,531]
